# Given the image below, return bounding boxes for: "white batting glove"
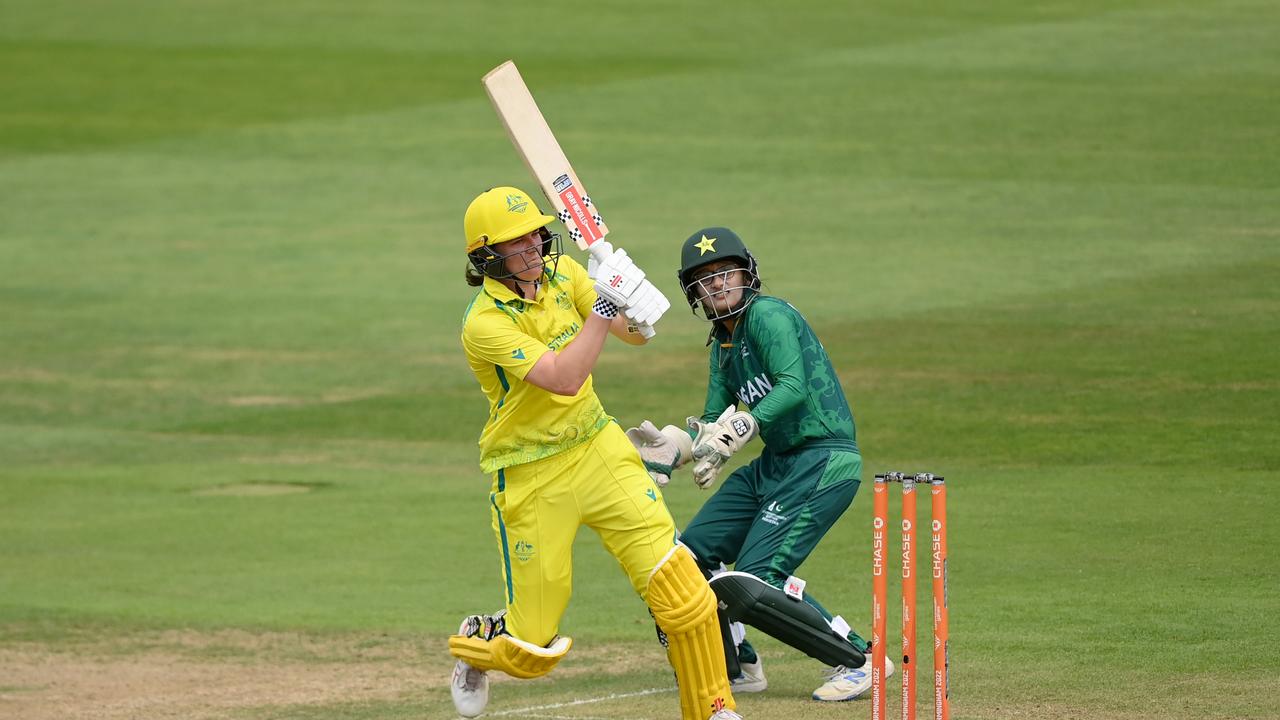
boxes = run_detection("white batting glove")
[687,405,759,489]
[620,279,671,327]
[586,242,614,280]
[592,247,645,309]
[625,421,694,487]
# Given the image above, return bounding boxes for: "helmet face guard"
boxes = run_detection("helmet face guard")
[683,263,760,321]
[468,227,563,281]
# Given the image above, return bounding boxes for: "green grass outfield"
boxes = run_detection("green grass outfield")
[2,1,1278,718]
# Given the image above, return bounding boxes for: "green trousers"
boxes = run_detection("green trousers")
[681,440,869,657]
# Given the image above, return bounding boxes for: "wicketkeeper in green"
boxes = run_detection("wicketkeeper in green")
[627,227,893,702]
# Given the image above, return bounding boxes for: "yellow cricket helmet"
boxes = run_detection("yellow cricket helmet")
[464,186,556,253]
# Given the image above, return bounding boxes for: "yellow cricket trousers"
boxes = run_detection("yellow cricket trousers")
[489,422,677,647]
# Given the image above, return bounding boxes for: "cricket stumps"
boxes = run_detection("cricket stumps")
[873,472,949,720]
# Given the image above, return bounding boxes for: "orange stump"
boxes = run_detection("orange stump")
[871,475,889,720]
[901,475,918,720]
[931,477,950,720]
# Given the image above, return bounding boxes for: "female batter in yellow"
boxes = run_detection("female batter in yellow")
[449,187,742,720]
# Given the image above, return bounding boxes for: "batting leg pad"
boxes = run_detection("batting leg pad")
[448,620,572,680]
[647,545,735,720]
[709,571,865,669]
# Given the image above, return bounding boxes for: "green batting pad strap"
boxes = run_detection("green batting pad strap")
[709,571,865,669]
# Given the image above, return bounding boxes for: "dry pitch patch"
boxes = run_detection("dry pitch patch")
[2,629,1254,719]
[0,629,449,719]
[0,629,667,720]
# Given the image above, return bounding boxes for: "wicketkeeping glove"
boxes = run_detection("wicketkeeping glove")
[625,420,694,487]
[687,405,759,489]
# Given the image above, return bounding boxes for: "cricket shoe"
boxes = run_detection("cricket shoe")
[450,659,489,718]
[811,656,895,702]
[708,710,743,720]
[730,658,767,693]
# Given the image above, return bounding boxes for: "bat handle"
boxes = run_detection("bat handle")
[587,241,613,263]
[637,322,656,339]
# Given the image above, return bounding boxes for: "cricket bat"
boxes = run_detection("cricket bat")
[482,60,656,338]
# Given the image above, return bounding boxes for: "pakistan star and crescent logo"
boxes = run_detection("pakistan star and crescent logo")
[695,234,717,255]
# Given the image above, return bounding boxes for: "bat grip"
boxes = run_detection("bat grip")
[637,322,656,339]
[587,241,613,263]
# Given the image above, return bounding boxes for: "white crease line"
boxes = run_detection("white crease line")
[516,715,613,720]
[488,686,673,716]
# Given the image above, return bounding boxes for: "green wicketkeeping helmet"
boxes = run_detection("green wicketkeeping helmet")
[677,227,760,320]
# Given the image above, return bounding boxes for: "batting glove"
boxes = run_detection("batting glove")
[619,279,671,327]
[592,248,645,309]
[625,420,693,487]
[687,405,758,489]
[586,242,614,280]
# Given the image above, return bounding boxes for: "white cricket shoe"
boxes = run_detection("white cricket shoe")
[450,659,489,717]
[709,710,743,720]
[730,658,767,693]
[811,656,895,702]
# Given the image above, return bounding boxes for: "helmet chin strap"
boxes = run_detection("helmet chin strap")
[513,278,541,299]
[505,252,551,299]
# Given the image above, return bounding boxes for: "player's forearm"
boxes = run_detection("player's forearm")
[533,314,612,396]
[700,384,737,425]
[748,372,805,424]
[610,314,647,345]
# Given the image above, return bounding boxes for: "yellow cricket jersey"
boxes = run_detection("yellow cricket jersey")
[461,256,611,473]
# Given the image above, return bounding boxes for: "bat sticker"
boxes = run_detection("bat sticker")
[558,182,604,245]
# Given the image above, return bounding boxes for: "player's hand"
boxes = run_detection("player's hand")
[592,247,645,308]
[687,405,758,489]
[625,420,693,487]
[619,279,670,327]
[588,244,670,332]
[586,241,614,280]
[591,248,670,323]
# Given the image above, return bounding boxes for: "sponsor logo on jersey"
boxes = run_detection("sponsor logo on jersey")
[762,501,788,526]
[511,348,525,360]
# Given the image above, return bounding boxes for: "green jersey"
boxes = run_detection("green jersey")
[702,296,857,453]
